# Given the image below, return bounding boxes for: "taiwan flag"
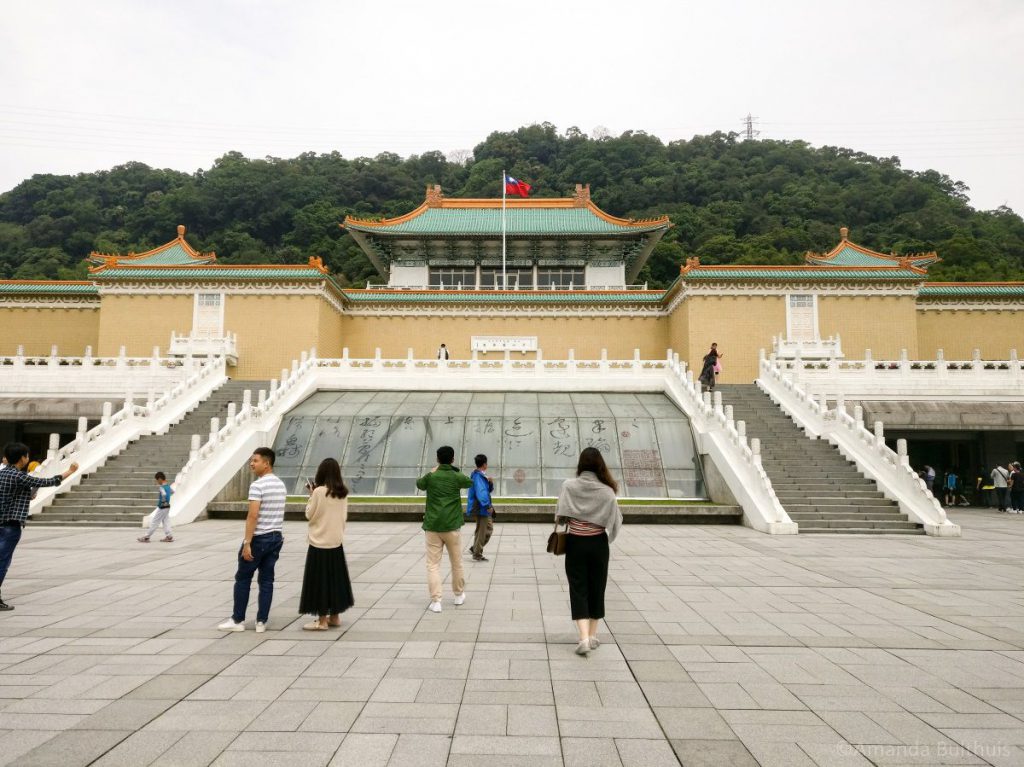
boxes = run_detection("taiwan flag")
[504,174,532,198]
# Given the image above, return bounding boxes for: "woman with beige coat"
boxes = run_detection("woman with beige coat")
[299,458,355,630]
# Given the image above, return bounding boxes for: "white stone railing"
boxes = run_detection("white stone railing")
[758,352,961,537]
[30,355,229,513]
[773,348,1024,400]
[166,349,320,526]
[168,331,238,363]
[772,334,844,360]
[0,345,191,396]
[162,347,796,534]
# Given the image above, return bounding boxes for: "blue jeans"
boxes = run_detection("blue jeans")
[232,531,283,623]
[0,523,23,591]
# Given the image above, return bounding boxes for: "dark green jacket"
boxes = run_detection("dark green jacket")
[416,464,473,532]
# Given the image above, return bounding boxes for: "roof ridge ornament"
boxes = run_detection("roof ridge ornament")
[573,183,591,207]
[681,256,701,274]
[425,184,444,208]
[177,224,186,239]
[840,226,849,240]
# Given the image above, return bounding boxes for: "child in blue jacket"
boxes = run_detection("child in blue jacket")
[466,454,494,561]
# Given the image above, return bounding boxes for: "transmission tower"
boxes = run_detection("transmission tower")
[741,113,760,141]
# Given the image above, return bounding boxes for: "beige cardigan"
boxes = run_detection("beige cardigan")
[304,486,348,548]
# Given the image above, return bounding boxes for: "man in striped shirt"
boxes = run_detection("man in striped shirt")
[218,447,286,633]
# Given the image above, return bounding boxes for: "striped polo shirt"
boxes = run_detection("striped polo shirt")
[249,473,287,535]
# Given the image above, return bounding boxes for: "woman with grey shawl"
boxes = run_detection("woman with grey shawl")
[555,447,623,656]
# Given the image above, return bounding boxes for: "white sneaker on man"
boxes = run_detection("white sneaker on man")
[453,592,466,606]
[428,601,442,613]
[218,619,245,632]
[255,622,267,633]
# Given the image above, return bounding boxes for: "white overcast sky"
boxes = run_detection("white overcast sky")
[2,0,1022,213]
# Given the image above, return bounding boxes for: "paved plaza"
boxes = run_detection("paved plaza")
[0,512,1023,766]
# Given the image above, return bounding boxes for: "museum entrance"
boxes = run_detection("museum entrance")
[270,391,707,499]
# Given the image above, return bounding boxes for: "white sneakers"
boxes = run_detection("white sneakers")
[428,593,466,613]
[575,640,590,656]
[217,619,267,632]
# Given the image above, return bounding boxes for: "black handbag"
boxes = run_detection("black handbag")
[546,520,568,556]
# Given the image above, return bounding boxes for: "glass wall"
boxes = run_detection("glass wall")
[271,391,706,499]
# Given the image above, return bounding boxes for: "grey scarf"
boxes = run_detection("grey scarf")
[556,471,623,542]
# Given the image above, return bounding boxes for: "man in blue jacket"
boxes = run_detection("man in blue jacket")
[466,454,495,562]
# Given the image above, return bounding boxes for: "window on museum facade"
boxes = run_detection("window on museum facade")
[193,292,223,337]
[428,268,476,289]
[480,268,534,290]
[786,294,818,342]
[537,267,584,290]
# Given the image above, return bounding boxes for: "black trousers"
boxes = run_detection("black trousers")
[564,532,609,620]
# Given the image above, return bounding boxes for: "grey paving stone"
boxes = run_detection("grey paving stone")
[669,738,759,767]
[562,737,622,767]
[73,698,176,730]
[16,728,132,767]
[329,733,397,766]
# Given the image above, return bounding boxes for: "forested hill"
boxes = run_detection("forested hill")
[1,124,1022,287]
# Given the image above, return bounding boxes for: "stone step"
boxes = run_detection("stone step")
[798,527,925,535]
[206,501,744,525]
[786,511,907,521]
[774,497,897,507]
[785,504,900,515]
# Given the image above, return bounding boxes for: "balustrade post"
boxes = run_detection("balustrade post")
[146,390,156,410]
[817,392,828,413]
[291,359,299,374]
[666,348,674,363]
[407,347,414,361]
[242,390,252,408]
[853,404,864,429]
[83,346,93,366]
[300,351,308,366]
[899,348,909,374]
[724,404,733,422]
[102,401,113,423]
[936,348,946,374]
[503,349,511,373]
[751,437,762,468]
[836,394,846,415]
[50,344,59,364]
[116,346,127,371]
[47,433,60,463]
[373,347,382,372]
[76,417,88,444]
[896,438,910,467]
[151,346,161,369]
[209,417,220,444]
[736,420,746,440]
[258,390,267,408]
[712,390,723,417]
[1012,349,1021,380]
[269,379,278,396]
[342,347,349,361]
[568,348,576,373]
[226,403,237,426]
[864,349,872,364]
[190,434,201,462]
[873,420,885,449]
[702,391,712,409]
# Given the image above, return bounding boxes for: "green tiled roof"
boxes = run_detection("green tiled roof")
[919,284,1024,297]
[342,290,667,304]
[94,267,327,280]
[348,208,668,236]
[121,242,209,266]
[810,245,934,268]
[0,282,98,295]
[684,268,923,281]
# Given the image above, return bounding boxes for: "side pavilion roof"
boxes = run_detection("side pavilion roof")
[87,225,216,271]
[805,228,939,270]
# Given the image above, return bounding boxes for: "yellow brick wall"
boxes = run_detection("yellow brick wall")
[665,298,689,361]
[917,308,1024,359]
[0,306,100,356]
[316,300,344,359]
[224,294,320,380]
[818,295,919,359]
[338,314,669,360]
[685,295,786,383]
[97,294,193,357]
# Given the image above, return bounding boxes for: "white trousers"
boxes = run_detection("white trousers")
[146,506,172,537]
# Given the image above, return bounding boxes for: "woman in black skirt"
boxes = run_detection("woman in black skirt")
[555,447,623,656]
[300,458,355,630]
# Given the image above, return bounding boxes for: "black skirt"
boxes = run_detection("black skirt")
[298,544,355,616]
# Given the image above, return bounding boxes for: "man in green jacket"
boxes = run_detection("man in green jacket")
[416,445,473,613]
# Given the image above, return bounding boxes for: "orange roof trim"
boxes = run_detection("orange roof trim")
[805,226,940,267]
[87,225,217,272]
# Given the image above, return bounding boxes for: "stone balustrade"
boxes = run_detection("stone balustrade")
[758,351,961,536]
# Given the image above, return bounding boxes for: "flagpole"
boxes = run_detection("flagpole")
[501,169,507,290]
